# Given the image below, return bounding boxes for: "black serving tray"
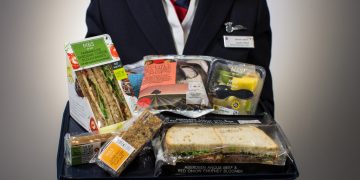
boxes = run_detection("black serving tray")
[57,102,299,179]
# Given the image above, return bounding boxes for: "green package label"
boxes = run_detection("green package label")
[71,38,112,68]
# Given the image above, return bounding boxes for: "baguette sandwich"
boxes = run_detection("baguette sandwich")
[164,125,284,165]
[75,65,132,127]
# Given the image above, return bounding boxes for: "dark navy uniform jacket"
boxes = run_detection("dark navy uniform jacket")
[85,0,274,116]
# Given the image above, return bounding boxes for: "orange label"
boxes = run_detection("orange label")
[140,60,177,91]
[98,137,134,171]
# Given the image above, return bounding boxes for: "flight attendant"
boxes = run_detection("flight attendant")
[86,0,274,116]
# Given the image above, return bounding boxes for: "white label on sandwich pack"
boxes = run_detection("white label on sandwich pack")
[223,36,255,48]
[186,82,208,105]
[213,105,241,115]
[112,136,135,153]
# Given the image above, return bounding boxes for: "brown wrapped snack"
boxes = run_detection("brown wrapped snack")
[95,110,163,176]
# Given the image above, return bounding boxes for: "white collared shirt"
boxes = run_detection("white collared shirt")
[162,0,198,54]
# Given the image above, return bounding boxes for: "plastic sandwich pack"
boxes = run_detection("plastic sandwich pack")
[64,111,144,166]
[153,120,292,176]
[65,35,138,133]
[93,110,163,176]
[64,132,121,166]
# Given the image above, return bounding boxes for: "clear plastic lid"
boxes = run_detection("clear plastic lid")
[153,122,292,176]
[208,59,266,115]
[93,110,163,176]
[64,132,118,166]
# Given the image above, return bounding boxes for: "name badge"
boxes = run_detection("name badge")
[223,36,254,48]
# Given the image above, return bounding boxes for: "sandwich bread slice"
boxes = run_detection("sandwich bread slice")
[164,125,281,164]
[214,126,278,155]
[165,126,221,155]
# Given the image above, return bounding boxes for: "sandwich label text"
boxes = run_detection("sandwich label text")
[71,38,112,68]
[98,136,135,171]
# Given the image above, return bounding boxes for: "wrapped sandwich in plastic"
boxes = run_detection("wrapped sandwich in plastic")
[154,121,292,175]
[64,115,141,166]
[136,55,214,118]
[208,59,265,115]
[93,110,163,176]
[64,132,121,166]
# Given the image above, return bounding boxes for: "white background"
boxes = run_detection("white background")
[0,0,359,179]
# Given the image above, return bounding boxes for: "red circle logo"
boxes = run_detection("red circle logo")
[67,53,80,69]
[89,117,98,132]
[110,45,119,58]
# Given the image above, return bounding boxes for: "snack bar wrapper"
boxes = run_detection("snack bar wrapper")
[94,110,163,176]
[136,55,214,118]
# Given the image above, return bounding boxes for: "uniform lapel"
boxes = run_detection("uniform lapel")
[183,0,234,55]
[126,0,177,54]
